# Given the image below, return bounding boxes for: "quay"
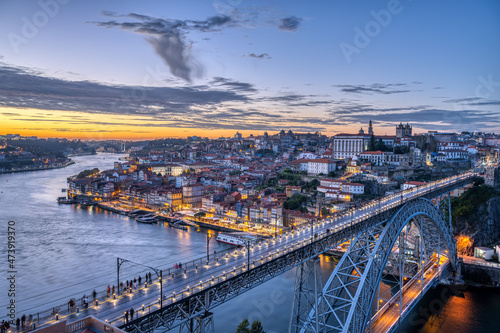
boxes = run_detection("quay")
[0,160,75,174]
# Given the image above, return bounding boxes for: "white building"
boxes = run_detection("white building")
[474,247,494,260]
[319,178,343,189]
[307,159,336,175]
[332,134,369,159]
[359,151,387,166]
[341,182,364,194]
[401,181,426,190]
[298,151,319,159]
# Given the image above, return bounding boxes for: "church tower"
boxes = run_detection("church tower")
[368,120,373,136]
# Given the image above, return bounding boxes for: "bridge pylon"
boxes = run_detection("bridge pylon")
[301,198,458,333]
[289,256,325,333]
[179,311,214,333]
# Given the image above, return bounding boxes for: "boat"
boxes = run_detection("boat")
[216,232,258,246]
[127,209,148,217]
[172,224,188,231]
[136,216,158,224]
[169,220,188,231]
[57,197,75,204]
[179,219,198,227]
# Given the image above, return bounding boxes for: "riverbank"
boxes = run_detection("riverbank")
[0,160,75,174]
[96,200,269,235]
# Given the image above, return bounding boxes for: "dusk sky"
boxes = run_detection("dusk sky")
[1,0,499,140]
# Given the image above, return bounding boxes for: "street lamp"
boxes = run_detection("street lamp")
[207,231,215,263]
[243,237,253,271]
[116,257,163,309]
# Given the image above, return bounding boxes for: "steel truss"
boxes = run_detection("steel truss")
[119,178,470,333]
[301,198,457,333]
[289,257,325,333]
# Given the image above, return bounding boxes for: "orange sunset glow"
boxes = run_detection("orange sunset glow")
[0,107,363,140]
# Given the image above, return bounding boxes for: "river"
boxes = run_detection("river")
[0,153,496,332]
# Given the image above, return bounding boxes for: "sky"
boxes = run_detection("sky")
[0,0,499,140]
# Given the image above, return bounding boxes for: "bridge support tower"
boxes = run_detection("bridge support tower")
[289,256,325,333]
[179,312,214,333]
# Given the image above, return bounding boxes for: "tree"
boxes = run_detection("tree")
[327,171,336,177]
[250,321,265,333]
[473,176,485,186]
[393,146,409,154]
[194,212,206,218]
[235,319,266,333]
[284,194,308,210]
[368,134,376,151]
[236,319,250,333]
[77,168,99,178]
[377,138,388,151]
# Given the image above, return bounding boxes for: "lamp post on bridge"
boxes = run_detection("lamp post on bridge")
[116,257,164,309]
[206,231,215,264]
[242,236,253,271]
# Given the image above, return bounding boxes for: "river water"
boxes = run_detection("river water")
[0,154,496,332]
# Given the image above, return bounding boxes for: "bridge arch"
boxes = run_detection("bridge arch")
[305,198,456,333]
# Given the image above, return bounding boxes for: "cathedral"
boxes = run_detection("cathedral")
[396,123,412,138]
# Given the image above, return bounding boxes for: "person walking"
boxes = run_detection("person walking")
[148,272,152,282]
[16,318,20,331]
[107,285,111,297]
[138,276,142,285]
[133,278,137,289]
[130,307,134,320]
[21,314,26,328]
[112,285,115,295]
[93,289,97,300]
[124,310,129,323]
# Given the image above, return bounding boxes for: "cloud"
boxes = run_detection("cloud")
[248,53,271,59]
[331,102,500,131]
[443,97,500,106]
[0,64,333,133]
[278,16,302,31]
[0,65,250,116]
[90,13,234,82]
[334,83,413,95]
[91,10,301,82]
[208,77,258,93]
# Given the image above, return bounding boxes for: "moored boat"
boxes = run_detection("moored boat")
[135,215,158,224]
[216,232,258,246]
[57,197,75,204]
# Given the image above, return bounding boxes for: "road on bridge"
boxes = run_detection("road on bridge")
[370,258,449,333]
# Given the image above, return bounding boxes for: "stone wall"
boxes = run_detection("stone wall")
[461,263,500,286]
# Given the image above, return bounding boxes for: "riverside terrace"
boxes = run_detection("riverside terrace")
[15,171,476,333]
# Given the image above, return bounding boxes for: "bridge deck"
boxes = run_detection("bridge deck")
[370,259,450,333]
[21,172,473,332]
